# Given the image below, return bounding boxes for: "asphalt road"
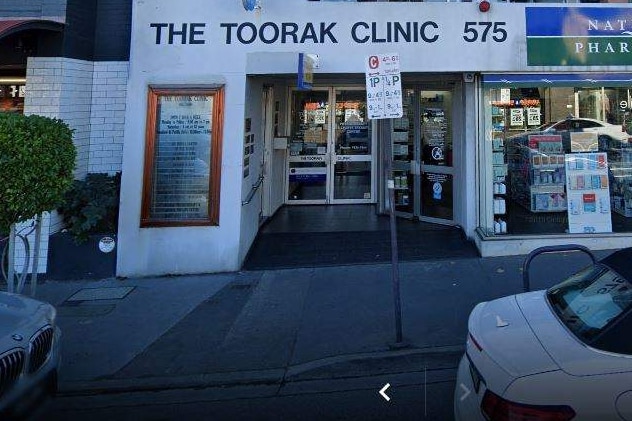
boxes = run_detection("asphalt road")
[36,369,457,421]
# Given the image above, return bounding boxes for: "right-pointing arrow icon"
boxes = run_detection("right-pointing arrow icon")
[379,383,391,402]
[460,383,471,401]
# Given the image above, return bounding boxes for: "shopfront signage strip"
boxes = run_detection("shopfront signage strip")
[148,20,509,46]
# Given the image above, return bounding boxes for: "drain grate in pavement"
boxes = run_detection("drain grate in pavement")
[66,286,135,302]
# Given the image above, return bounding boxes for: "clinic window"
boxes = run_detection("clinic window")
[481,85,632,236]
[141,86,224,227]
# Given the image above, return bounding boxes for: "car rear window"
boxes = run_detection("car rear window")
[547,264,632,345]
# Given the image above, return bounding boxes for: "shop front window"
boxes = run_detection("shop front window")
[0,83,25,114]
[481,84,632,236]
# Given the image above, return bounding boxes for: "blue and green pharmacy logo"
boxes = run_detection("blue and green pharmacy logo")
[526,7,632,66]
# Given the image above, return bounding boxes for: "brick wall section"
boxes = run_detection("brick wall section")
[25,57,94,179]
[24,57,94,239]
[89,62,128,174]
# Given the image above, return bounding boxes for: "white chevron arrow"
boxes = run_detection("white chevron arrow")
[460,383,471,401]
[379,383,391,402]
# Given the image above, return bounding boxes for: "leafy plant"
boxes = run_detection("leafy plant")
[0,113,76,233]
[58,172,121,243]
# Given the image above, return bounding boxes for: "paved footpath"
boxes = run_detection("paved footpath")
[30,247,610,397]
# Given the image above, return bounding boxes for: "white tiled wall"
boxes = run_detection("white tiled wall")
[25,57,94,179]
[89,62,128,174]
[24,57,93,240]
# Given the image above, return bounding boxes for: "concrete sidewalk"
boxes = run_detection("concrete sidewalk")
[33,248,609,396]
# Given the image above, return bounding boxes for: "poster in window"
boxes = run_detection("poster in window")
[314,109,327,125]
[500,88,511,103]
[527,107,541,126]
[150,94,213,221]
[565,152,612,234]
[510,108,524,127]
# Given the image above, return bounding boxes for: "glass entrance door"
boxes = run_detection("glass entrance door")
[390,87,456,222]
[287,89,330,203]
[287,88,374,204]
[331,89,373,203]
[419,89,454,221]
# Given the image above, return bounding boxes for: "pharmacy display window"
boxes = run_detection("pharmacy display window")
[141,86,224,227]
[480,74,632,237]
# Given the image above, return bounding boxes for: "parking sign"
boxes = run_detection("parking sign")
[365,53,403,120]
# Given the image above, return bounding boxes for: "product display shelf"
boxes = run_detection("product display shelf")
[507,136,567,213]
[491,107,508,233]
[392,117,413,210]
[609,146,632,217]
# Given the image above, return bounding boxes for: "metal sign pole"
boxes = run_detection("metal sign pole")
[366,52,405,346]
[6,223,15,293]
[383,126,403,344]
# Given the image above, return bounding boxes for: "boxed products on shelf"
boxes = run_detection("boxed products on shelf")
[507,134,567,212]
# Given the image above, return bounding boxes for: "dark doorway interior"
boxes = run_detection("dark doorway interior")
[242,205,478,270]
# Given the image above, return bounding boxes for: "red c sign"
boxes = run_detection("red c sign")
[368,55,379,69]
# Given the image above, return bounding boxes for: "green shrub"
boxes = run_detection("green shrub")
[0,114,76,232]
[58,172,121,243]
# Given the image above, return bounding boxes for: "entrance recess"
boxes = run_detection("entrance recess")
[392,86,455,223]
[287,88,374,204]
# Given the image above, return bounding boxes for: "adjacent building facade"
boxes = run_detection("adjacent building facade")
[0,0,130,272]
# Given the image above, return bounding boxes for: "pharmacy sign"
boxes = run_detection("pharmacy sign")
[526,7,632,66]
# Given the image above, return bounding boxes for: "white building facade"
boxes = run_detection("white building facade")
[119,0,632,277]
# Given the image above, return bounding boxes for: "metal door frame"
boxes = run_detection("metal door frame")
[285,86,376,205]
[330,86,376,205]
[418,86,457,225]
[390,84,458,224]
[285,87,331,205]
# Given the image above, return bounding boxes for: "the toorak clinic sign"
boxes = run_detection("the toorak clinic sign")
[149,21,453,45]
[137,3,632,74]
[527,7,632,66]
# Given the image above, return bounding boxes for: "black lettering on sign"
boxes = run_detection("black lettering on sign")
[320,22,337,43]
[220,23,238,44]
[219,22,338,44]
[238,22,258,44]
[300,23,318,43]
[149,22,206,44]
[282,22,299,43]
[350,21,439,44]
[260,22,279,44]
[463,22,507,43]
[420,21,439,43]
[189,23,206,44]
[168,23,187,44]
[150,23,168,44]
[351,22,370,44]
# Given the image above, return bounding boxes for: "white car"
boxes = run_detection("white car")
[542,117,630,149]
[455,248,632,421]
[542,117,629,143]
[0,291,61,419]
